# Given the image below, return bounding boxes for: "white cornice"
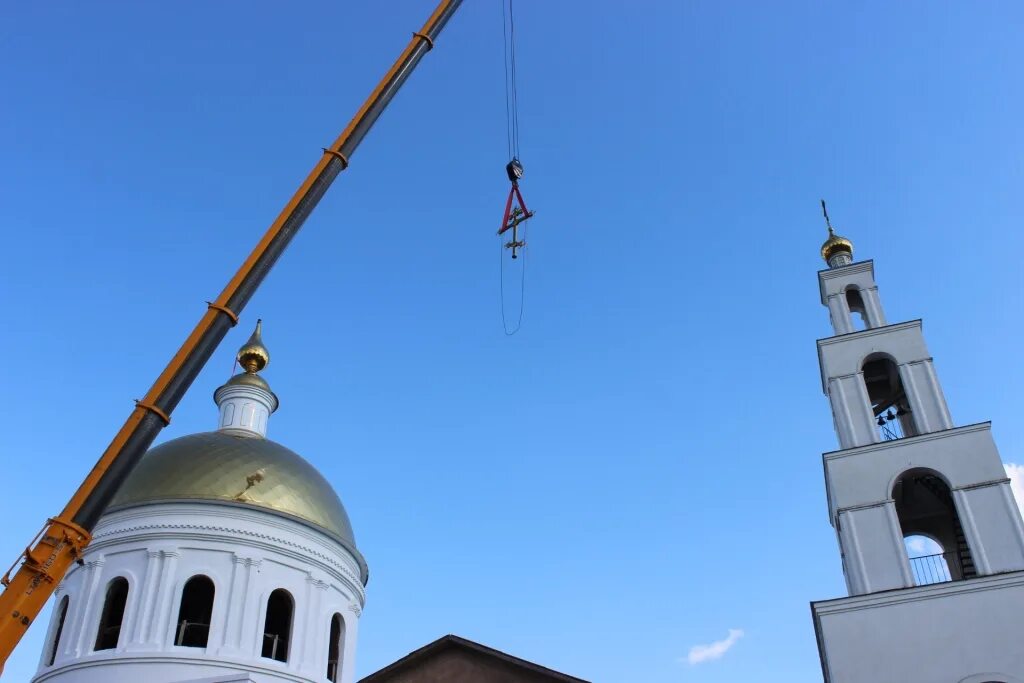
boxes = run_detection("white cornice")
[92,504,366,601]
[817,259,875,303]
[822,422,991,461]
[812,569,1024,615]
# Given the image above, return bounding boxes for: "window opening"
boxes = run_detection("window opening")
[846,287,868,330]
[261,589,293,663]
[893,470,976,584]
[47,595,70,665]
[862,355,915,439]
[94,577,129,651]
[175,575,215,647]
[327,613,344,682]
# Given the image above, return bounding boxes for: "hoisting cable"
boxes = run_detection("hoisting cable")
[498,0,532,335]
[499,218,527,335]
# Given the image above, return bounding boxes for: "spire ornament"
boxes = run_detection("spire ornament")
[819,200,854,268]
[237,319,270,374]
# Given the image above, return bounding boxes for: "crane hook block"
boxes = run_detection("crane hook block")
[506,158,524,183]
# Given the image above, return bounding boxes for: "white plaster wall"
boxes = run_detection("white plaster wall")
[826,374,877,449]
[814,571,1024,683]
[822,424,1024,595]
[817,321,928,388]
[836,502,912,595]
[823,424,1011,519]
[818,260,887,333]
[817,321,952,446]
[817,260,877,305]
[32,503,364,683]
[216,385,277,438]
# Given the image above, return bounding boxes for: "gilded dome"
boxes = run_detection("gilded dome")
[109,432,358,551]
[821,227,853,263]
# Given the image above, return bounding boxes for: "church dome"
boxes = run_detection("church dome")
[821,227,854,263]
[108,431,357,548]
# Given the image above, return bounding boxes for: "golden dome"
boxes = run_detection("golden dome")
[237,319,270,374]
[821,226,853,263]
[108,432,364,578]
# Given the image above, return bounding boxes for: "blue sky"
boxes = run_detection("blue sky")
[2,2,1024,682]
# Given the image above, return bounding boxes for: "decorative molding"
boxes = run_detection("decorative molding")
[232,555,262,569]
[305,572,329,591]
[822,422,991,460]
[816,320,921,349]
[32,651,319,683]
[91,521,364,601]
[954,477,1012,492]
[812,568,1024,615]
[347,604,362,617]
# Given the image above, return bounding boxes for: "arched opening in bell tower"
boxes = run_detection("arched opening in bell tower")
[893,469,977,585]
[845,286,868,330]
[862,354,916,439]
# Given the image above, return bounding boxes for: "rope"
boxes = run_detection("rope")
[499,223,527,335]
[501,0,512,160]
[501,0,521,159]
[499,0,526,335]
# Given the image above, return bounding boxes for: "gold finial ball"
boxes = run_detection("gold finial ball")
[821,227,854,263]
[237,319,270,374]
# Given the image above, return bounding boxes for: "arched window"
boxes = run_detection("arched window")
[327,613,345,681]
[845,287,868,330]
[46,595,70,666]
[94,577,129,651]
[862,354,915,439]
[893,469,976,584]
[175,575,215,648]
[261,589,293,663]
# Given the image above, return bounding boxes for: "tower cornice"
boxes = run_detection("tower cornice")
[817,259,875,305]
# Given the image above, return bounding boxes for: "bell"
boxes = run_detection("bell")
[896,405,909,417]
[886,409,896,421]
[877,416,886,426]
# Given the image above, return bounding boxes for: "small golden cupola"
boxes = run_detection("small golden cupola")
[213,319,279,437]
[820,200,854,268]
[237,319,270,373]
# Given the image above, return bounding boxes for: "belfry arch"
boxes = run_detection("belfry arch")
[861,353,916,439]
[892,469,976,583]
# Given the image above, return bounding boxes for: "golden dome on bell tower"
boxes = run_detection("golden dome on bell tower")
[819,200,854,267]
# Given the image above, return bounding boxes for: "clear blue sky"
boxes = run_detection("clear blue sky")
[2,2,1024,682]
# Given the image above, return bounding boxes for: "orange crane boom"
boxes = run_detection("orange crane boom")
[0,0,463,671]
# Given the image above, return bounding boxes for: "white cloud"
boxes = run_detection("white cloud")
[686,629,744,665]
[904,535,941,556]
[1006,463,1024,519]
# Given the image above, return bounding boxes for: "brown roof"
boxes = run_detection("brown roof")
[358,634,590,683]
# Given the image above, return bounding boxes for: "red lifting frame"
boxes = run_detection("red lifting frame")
[498,183,532,235]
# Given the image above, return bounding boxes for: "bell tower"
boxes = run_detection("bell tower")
[809,207,1024,683]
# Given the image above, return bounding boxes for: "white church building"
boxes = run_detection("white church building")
[811,225,1024,682]
[31,323,367,683]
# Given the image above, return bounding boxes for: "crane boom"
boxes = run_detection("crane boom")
[0,0,463,671]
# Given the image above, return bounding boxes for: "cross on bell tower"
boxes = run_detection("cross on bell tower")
[809,207,1024,683]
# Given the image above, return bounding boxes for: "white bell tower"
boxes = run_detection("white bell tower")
[810,206,1024,683]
